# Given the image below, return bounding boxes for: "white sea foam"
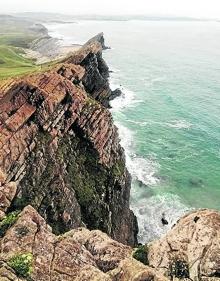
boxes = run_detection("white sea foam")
[110,80,142,111]
[44,24,65,40]
[111,83,190,243]
[110,85,135,110]
[108,65,121,73]
[115,123,160,186]
[166,119,192,129]
[131,193,191,243]
[127,156,160,186]
[45,23,84,45]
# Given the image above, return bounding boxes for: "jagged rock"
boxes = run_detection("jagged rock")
[0,32,219,281]
[0,37,137,246]
[65,40,115,108]
[0,261,23,281]
[0,205,163,281]
[75,265,112,281]
[67,228,132,272]
[110,88,122,101]
[148,209,220,281]
[85,32,110,50]
[108,258,169,281]
[0,182,17,214]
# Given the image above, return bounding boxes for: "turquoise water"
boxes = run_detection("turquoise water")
[47,20,220,242]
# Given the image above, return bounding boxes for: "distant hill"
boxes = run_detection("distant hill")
[13,12,214,22]
[0,15,50,79]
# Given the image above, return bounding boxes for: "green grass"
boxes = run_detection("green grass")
[0,45,40,79]
[0,33,36,48]
[0,23,49,79]
[0,211,20,237]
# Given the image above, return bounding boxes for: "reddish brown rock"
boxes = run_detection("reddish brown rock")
[0,205,167,281]
[0,182,17,215]
[0,38,137,246]
[108,258,169,281]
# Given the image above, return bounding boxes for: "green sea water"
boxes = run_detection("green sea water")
[47,20,220,242]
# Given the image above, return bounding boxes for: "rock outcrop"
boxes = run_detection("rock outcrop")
[0,37,137,246]
[148,209,220,281]
[0,205,168,281]
[85,32,110,50]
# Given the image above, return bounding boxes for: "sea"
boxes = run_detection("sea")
[45,19,220,243]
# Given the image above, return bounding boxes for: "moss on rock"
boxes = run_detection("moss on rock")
[0,211,20,237]
[133,245,149,265]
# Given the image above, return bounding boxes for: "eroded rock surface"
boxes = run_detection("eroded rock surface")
[0,37,137,246]
[148,209,220,281]
[0,205,168,281]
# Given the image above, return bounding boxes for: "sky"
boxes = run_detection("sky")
[1,0,220,19]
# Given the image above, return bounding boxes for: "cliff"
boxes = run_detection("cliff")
[1,33,220,281]
[0,35,137,246]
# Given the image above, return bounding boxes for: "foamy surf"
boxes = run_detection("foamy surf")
[131,193,191,243]
[166,119,192,129]
[110,80,142,111]
[115,123,160,186]
[110,83,135,110]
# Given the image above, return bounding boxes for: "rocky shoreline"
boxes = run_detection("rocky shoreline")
[21,22,81,64]
[0,32,220,281]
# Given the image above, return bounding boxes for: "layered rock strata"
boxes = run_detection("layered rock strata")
[1,33,220,281]
[0,37,137,246]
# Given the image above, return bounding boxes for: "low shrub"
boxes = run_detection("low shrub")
[169,259,189,279]
[0,211,20,237]
[8,253,33,277]
[133,245,149,265]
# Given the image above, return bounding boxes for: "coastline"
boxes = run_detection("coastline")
[21,23,82,64]
[0,15,220,281]
[41,21,191,243]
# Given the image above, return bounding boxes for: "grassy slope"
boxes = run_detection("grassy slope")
[0,16,46,79]
[0,45,40,79]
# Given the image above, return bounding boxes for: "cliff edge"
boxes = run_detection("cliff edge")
[0,34,220,281]
[0,34,137,246]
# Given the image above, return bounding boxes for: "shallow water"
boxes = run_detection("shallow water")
[46,20,220,243]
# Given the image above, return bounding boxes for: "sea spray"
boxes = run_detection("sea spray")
[132,193,191,243]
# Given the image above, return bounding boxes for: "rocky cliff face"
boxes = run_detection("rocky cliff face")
[0,36,137,246]
[1,33,220,281]
[0,206,219,281]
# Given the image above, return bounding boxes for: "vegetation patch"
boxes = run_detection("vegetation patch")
[8,253,33,278]
[169,259,189,279]
[133,245,149,265]
[0,45,39,79]
[58,133,111,232]
[0,211,20,237]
